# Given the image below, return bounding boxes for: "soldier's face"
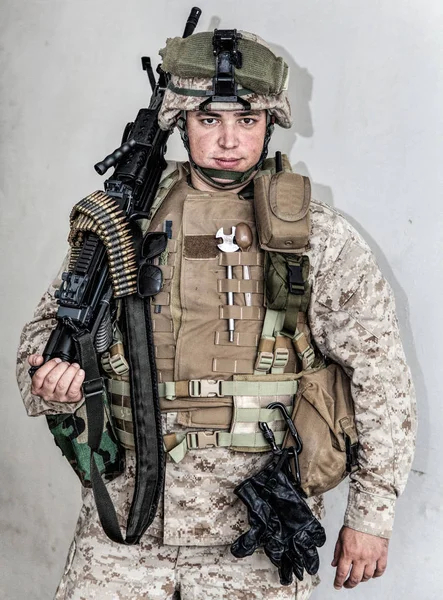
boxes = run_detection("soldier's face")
[186,109,267,177]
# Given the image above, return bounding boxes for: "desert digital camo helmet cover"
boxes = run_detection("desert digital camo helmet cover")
[157,30,292,131]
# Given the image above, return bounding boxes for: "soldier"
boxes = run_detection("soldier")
[17,29,416,600]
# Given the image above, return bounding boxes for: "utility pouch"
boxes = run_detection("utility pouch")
[254,171,311,253]
[264,252,310,311]
[283,363,359,497]
[46,390,124,488]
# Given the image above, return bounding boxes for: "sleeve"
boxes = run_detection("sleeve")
[309,230,417,539]
[16,251,85,417]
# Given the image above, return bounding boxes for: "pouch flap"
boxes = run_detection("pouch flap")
[270,172,311,222]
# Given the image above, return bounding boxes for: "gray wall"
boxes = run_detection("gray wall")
[1,1,441,598]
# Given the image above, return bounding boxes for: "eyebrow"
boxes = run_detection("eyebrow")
[194,110,263,117]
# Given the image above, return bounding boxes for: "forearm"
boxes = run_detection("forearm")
[16,252,85,416]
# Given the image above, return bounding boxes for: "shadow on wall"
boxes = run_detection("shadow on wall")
[271,43,314,158]
[268,44,335,208]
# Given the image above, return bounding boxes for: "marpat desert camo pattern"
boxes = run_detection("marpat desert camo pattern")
[16,173,416,595]
[53,452,319,599]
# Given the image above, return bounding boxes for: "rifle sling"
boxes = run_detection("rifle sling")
[123,291,165,543]
[74,237,165,545]
[75,329,126,544]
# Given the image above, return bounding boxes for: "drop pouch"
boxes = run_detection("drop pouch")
[254,170,311,253]
[283,363,359,497]
[46,390,124,488]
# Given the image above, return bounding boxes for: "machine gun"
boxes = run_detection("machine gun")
[31,8,202,546]
[31,7,201,372]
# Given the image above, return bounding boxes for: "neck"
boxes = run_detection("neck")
[189,164,256,194]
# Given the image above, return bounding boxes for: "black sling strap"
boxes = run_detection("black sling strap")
[73,221,165,545]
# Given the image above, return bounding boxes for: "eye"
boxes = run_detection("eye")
[201,117,219,126]
[240,117,258,126]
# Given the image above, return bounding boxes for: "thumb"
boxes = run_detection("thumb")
[331,536,342,567]
[28,354,44,367]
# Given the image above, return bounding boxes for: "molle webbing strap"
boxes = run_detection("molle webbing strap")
[166,82,253,98]
[220,306,264,320]
[165,429,288,463]
[220,252,263,266]
[108,377,299,409]
[214,331,260,347]
[68,191,138,298]
[254,310,291,374]
[281,255,310,338]
[157,378,299,400]
[218,279,263,294]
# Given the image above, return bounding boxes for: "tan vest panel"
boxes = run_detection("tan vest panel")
[148,177,298,394]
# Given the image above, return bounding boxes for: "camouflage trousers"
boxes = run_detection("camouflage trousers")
[54,502,318,600]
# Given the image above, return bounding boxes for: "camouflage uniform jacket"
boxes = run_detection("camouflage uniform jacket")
[16,172,416,543]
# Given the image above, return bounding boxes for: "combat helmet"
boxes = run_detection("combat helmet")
[158,29,292,189]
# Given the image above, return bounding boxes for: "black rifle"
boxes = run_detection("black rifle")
[31,7,202,546]
[32,6,202,369]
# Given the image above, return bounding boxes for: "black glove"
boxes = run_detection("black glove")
[231,450,326,585]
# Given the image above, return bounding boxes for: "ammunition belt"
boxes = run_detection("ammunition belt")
[69,191,138,297]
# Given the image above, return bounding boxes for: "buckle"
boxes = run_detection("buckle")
[187,430,219,449]
[254,351,273,373]
[287,263,304,295]
[189,379,223,398]
[345,436,359,473]
[82,377,104,401]
[272,347,289,369]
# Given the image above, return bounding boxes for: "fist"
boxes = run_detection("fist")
[28,354,85,403]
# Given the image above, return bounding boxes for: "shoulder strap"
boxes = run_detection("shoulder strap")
[140,164,185,235]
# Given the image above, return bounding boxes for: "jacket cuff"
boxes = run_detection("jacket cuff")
[28,393,85,417]
[344,486,396,539]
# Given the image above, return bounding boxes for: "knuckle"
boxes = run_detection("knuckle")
[66,390,80,401]
[46,374,58,385]
[56,382,69,394]
[32,374,42,386]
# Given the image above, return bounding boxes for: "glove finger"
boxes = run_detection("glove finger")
[231,526,264,558]
[279,552,295,586]
[264,535,285,567]
[292,532,320,575]
[284,545,305,581]
[311,519,327,547]
[236,480,275,528]
[234,479,265,510]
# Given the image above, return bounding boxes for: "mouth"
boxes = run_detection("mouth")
[213,157,242,169]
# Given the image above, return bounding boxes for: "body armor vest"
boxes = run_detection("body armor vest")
[106,164,304,454]
[104,160,358,495]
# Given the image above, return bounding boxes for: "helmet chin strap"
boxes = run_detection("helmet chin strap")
[177,112,275,191]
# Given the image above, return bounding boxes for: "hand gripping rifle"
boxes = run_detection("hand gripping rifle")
[32,7,202,545]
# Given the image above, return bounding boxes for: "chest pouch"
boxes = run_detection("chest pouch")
[254,170,311,253]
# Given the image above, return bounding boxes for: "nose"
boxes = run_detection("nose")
[218,123,238,149]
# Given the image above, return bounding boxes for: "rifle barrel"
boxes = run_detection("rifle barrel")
[183,7,202,38]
